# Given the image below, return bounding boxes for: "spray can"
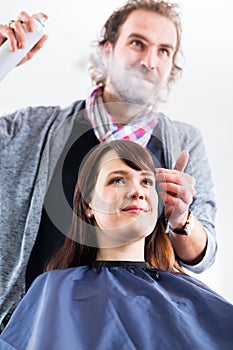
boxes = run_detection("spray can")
[0,14,47,81]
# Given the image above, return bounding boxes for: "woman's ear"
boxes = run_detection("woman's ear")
[86,206,94,219]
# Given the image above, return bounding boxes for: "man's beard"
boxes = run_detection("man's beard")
[107,60,163,107]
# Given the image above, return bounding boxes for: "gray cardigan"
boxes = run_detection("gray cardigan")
[0,100,217,328]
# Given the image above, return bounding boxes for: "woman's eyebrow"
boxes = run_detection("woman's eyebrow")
[141,170,154,176]
[106,170,128,178]
[105,170,155,179]
[140,171,155,177]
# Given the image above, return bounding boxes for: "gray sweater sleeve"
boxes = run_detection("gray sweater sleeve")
[173,121,217,273]
[0,102,81,329]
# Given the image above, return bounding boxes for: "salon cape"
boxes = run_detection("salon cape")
[0,264,233,350]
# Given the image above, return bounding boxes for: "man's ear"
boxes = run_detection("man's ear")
[167,64,175,83]
[102,41,113,65]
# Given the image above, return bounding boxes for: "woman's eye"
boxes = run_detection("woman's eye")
[142,178,154,186]
[109,177,126,185]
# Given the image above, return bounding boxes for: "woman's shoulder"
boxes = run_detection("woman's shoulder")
[31,266,89,288]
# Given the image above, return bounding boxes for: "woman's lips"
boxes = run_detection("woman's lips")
[122,205,148,214]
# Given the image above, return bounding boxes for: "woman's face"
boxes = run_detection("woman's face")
[88,150,158,247]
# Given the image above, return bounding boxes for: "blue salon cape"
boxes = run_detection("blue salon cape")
[1,264,233,350]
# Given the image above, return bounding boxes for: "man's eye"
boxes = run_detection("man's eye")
[159,48,170,57]
[131,40,144,49]
[109,177,126,185]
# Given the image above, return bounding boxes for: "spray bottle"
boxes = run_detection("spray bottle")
[0,14,47,81]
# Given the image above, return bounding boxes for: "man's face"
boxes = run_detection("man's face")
[103,9,177,106]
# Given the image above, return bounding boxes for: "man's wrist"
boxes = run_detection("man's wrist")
[166,210,195,236]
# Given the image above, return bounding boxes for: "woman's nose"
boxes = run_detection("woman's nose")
[127,186,145,200]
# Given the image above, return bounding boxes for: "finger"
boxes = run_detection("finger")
[156,172,181,185]
[31,13,48,31]
[17,34,48,66]
[17,11,35,32]
[33,13,48,20]
[156,172,190,186]
[16,11,48,32]
[156,170,196,188]
[174,150,189,172]
[159,183,194,204]
[9,20,27,49]
[155,168,187,175]
[158,191,187,209]
[156,172,195,186]
[0,24,17,50]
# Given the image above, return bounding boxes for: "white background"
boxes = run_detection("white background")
[1,1,233,303]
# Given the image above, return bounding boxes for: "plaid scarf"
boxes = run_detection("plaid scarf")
[85,86,158,147]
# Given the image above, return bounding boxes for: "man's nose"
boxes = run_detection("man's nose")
[140,47,158,71]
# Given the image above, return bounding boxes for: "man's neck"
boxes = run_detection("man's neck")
[102,88,151,126]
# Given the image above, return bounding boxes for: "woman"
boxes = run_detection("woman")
[0,140,232,350]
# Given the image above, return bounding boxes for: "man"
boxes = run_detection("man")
[0,0,217,331]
